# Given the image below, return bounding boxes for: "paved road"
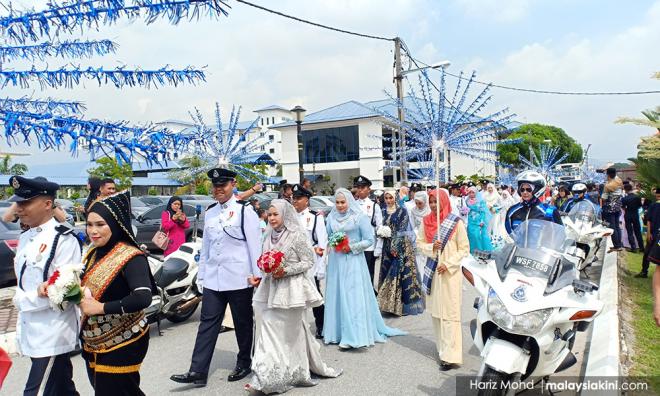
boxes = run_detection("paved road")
[2,262,596,396]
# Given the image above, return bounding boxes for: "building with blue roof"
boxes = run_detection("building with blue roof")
[270,97,513,188]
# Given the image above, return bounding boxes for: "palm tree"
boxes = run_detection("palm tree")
[615,72,659,131]
[0,155,28,175]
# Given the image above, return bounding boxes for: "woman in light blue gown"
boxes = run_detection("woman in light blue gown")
[323,188,406,349]
[465,187,493,252]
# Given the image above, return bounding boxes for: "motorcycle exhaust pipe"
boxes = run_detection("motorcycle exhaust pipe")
[176,296,202,312]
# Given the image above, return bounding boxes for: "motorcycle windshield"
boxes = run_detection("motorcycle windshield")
[568,201,597,223]
[498,220,577,290]
[510,219,567,252]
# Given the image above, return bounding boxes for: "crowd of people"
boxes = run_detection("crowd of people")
[8,164,660,395]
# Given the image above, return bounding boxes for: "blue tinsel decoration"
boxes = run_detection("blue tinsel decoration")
[0,39,118,62]
[0,0,230,44]
[518,144,569,181]
[168,102,273,182]
[0,65,206,89]
[0,108,195,165]
[372,69,519,170]
[0,97,86,115]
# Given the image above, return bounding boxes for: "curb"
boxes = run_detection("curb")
[581,238,620,395]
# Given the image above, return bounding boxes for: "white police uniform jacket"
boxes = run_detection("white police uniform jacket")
[357,197,383,255]
[298,208,328,279]
[198,197,261,292]
[13,218,82,358]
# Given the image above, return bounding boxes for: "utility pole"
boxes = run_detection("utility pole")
[393,37,407,185]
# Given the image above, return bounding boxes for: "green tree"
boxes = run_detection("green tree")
[147,187,159,196]
[0,155,28,175]
[87,157,133,190]
[497,123,583,167]
[169,156,268,193]
[235,164,268,191]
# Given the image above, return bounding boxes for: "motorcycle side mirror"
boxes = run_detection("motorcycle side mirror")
[473,250,492,262]
[572,279,598,295]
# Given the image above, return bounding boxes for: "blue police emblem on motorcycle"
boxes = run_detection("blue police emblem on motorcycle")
[194,253,200,262]
[511,285,527,302]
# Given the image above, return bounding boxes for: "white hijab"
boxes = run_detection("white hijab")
[410,191,430,228]
[262,199,305,252]
[483,183,501,208]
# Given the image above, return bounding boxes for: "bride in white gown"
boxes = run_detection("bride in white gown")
[247,199,342,394]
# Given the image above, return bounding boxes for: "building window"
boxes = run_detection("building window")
[269,134,274,141]
[261,118,264,126]
[271,117,275,124]
[269,148,275,154]
[302,125,359,164]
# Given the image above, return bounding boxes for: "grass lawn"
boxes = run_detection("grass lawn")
[622,251,659,393]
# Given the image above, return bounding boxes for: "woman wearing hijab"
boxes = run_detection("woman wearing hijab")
[324,188,405,349]
[409,191,431,279]
[553,186,570,211]
[79,192,154,395]
[161,196,190,256]
[465,187,493,252]
[489,189,517,250]
[483,183,501,214]
[83,177,103,215]
[377,190,424,316]
[247,200,341,394]
[415,189,469,371]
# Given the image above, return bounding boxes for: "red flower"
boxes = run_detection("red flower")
[47,270,60,286]
[257,250,285,273]
[334,236,351,253]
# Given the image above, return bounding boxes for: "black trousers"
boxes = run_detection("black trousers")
[190,287,254,374]
[364,250,376,286]
[624,214,644,251]
[641,236,657,275]
[312,278,324,335]
[24,353,78,396]
[603,211,623,249]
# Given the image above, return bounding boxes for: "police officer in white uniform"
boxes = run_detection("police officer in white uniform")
[171,168,262,387]
[11,176,82,396]
[353,175,383,288]
[291,184,327,339]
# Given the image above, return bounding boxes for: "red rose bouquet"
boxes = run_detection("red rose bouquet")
[329,232,351,253]
[257,250,285,274]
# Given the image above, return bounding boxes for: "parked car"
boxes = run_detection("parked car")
[138,196,169,207]
[0,210,21,286]
[313,196,336,207]
[132,204,204,252]
[130,197,151,217]
[0,201,12,208]
[54,199,76,226]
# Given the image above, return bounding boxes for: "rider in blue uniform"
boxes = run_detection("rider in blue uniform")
[562,183,598,213]
[505,170,563,234]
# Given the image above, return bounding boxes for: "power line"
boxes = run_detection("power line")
[410,56,660,96]
[234,0,394,42]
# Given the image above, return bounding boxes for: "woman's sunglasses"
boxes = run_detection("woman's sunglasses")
[519,187,533,193]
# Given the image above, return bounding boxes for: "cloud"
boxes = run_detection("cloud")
[470,1,660,163]
[452,0,531,22]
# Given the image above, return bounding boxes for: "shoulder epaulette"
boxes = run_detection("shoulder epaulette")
[309,209,318,216]
[206,202,218,211]
[55,224,75,235]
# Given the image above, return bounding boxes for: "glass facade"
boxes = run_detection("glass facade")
[302,125,359,163]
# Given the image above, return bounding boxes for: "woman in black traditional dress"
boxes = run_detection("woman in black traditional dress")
[79,191,154,395]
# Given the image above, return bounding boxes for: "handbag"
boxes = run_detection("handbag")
[152,213,171,250]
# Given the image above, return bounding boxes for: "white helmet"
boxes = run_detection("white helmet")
[571,183,587,194]
[516,170,547,199]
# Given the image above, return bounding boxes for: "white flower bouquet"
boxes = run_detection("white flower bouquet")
[376,225,392,238]
[46,263,84,311]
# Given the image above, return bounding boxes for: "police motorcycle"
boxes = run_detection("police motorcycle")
[462,220,603,395]
[141,205,203,327]
[561,200,612,272]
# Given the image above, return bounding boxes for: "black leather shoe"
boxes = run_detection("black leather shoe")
[228,367,251,382]
[439,362,460,371]
[634,272,648,278]
[315,329,323,339]
[170,371,207,386]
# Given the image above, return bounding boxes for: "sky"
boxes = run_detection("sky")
[2,0,659,169]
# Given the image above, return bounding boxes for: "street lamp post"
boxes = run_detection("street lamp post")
[393,37,450,185]
[291,105,306,183]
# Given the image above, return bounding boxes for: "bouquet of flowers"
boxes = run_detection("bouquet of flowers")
[376,225,392,238]
[329,231,351,253]
[45,263,84,311]
[257,250,285,274]
[459,206,470,216]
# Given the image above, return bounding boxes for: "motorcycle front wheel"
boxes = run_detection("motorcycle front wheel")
[477,366,513,396]
[166,299,200,323]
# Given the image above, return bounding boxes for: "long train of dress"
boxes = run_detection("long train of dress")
[249,301,342,394]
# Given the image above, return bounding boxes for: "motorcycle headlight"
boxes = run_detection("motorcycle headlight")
[487,289,553,335]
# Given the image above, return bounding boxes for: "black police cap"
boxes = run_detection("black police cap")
[291,184,312,198]
[8,176,59,202]
[207,168,236,185]
[353,175,372,187]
